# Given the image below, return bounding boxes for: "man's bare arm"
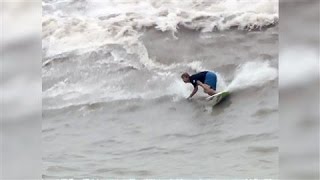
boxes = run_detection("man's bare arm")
[188,86,198,99]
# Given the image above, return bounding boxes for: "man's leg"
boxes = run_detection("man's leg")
[202,84,216,96]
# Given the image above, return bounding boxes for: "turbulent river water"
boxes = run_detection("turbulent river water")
[42,0,279,178]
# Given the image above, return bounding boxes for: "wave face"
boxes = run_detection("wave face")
[42,0,279,178]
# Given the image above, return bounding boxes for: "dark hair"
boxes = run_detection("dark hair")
[181,72,190,79]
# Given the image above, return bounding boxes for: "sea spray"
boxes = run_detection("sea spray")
[227,61,277,92]
[167,79,191,99]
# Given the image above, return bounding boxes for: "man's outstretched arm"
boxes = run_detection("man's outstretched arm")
[188,86,198,99]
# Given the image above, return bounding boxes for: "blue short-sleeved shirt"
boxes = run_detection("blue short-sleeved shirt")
[189,71,208,87]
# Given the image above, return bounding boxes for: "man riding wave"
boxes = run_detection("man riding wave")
[181,71,217,99]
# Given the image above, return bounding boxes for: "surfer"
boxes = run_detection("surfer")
[181,71,217,99]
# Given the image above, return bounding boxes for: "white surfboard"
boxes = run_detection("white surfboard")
[206,91,230,106]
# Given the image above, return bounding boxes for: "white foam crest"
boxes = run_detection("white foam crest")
[227,61,278,92]
[123,42,208,73]
[43,0,278,56]
[123,42,160,70]
[218,12,278,31]
[43,16,142,56]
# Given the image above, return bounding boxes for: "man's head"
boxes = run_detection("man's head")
[181,72,190,83]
